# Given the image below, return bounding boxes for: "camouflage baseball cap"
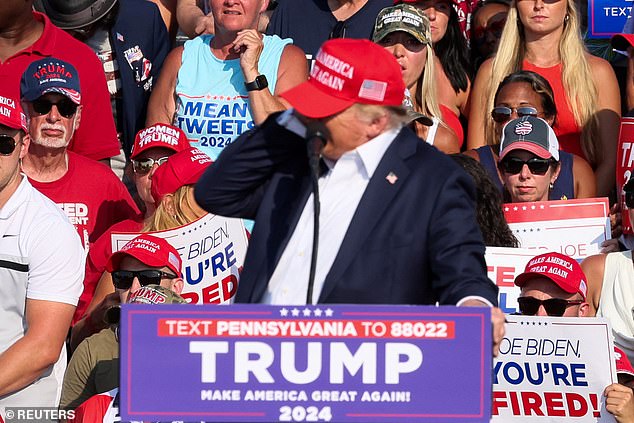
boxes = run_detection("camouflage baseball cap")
[373,4,432,45]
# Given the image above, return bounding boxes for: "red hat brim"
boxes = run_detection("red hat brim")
[280,81,356,119]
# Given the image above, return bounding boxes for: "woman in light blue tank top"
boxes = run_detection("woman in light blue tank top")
[146,0,308,160]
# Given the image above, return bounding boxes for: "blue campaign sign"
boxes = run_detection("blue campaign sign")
[588,0,632,38]
[120,304,492,422]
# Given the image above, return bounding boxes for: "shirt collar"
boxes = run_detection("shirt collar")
[349,125,401,179]
[0,175,28,220]
[27,12,56,56]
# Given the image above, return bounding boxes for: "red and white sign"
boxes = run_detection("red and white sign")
[493,316,617,422]
[485,247,537,314]
[503,198,611,260]
[112,214,248,305]
[617,117,634,234]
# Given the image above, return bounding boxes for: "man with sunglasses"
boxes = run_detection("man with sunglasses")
[60,233,185,411]
[19,57,140,254]
[514,251,589,318]
[0,94,85,411]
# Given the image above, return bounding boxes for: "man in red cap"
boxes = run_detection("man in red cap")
[0,93,85,410]
[60,233,185,411]
[196,38,504,353]
[514,251,589,317]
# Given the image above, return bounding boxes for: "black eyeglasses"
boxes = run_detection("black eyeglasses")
[0,135,17,156]
[491,106,539,123]
[32,97,78,119]
[499,156,554,175]
[112,269,177,290]
[518,296,584,317]
[329,20,347,39]
[132,156,170,174]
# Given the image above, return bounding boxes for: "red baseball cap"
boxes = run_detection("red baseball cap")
[131,123,191,159]
[280,38,405,118]
[514,252,587,300]
[0,95,28,133]
[106,234,182,276]
[615,346,634,377]
[611,34,634,51]
[151,147,212,205]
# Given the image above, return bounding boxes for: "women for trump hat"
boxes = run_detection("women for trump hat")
[131,123,191,159]
[151,147,212,205]
[280,38,405,118]
[499,116,559,161]
[106,234,182,276]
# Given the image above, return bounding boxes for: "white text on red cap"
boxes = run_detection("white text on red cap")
[527,255,574,270]
[310,50,355,93]
[124,238,161,253]
[138,125,180,148]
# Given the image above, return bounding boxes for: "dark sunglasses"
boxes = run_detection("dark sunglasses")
[518,296,584,317]
[499,156,554,175]
[329,20,347,39]
[472,19,506,41]
[132,156,170,174]
[111,269,177,290]
[32,97,78,119]
[491,106,539,123]
[0,135,17,156]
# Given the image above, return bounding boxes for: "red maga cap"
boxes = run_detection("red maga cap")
[611,33,634,51]
[615,346,634,377]
[106,234,182,276]
[0,95,28,133]
[514,252,587,300]
[280,38,405,118]
[131,123,190,159]
[151,147,212,206]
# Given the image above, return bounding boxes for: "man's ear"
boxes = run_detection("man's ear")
[578,302,590,317]
[171,278,184,295]
[19,133,30,159]
[73,105,83,131]
[161,193,176,216]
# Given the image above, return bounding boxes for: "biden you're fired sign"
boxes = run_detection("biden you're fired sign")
[111,213,248,304]
[492,316,617,422]
[120,304,492,422]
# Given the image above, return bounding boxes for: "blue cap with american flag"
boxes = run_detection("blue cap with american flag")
[20,58,82,105]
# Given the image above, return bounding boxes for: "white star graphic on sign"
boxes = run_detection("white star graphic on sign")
[522,206,527,210]
[540,205,545,209]
[531,205,536,210]
[314,308,323,317]
[325,308,334,317]
[291,308,300,317]
[513,206,518,211]
[303,308,311,316]
[280,308,288,317]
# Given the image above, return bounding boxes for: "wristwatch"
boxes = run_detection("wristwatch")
[245,75,268,91]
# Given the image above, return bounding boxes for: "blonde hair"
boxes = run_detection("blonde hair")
[485,0,600,166]
[413,45,444,121]
[143,185,199,232]
[354,104,408,129]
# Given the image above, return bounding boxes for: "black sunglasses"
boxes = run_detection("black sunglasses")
[112,269,177,290]
[499,156,554,175]
[491,106,539,123]
[329,20,347,39]
[518,296,584,317]
[132,156,170,174]
[0,135,17,156]
[32,97,78,119]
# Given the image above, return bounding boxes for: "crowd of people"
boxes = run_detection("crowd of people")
[1,0,634,420]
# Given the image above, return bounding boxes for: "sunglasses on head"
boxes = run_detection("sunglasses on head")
[0,135,17,156]
[517,296,584,317]
[132,156,170,174]
[32,97,78,119]
[499,156,554,175]
[491,106,539,123]
[329,20,347,39]
[112,269,177,290]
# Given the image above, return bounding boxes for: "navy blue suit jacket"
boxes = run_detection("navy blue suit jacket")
[195,113,498,306]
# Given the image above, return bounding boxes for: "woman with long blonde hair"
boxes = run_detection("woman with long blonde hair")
[373,4,459,153]
[467,0,620,197]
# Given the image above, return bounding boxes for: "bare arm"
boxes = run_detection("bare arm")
[237,30,308,124]
[0,299,74,397]
[432,125,461,154]
[572,154,597,198]
[579,253,606,316]
[467,58,493,150]
[146,46,183,125]
[176,0,213,38]
[70,272,118,352]
[590,55,621,197]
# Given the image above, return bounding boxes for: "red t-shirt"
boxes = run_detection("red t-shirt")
[0,12,120,161]
[28,151,140,250]
[522,61,585,160]
[76,217,143,323]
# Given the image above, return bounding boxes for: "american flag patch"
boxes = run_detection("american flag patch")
[514,121,533,136]
[358,79,387,102]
